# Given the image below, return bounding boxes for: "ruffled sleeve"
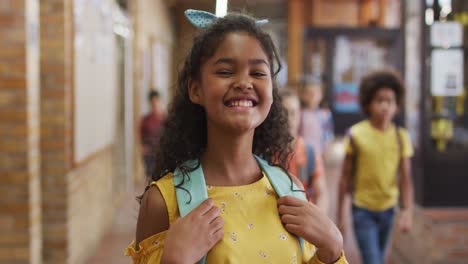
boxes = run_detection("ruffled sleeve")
[125,174,178,263]
[125,231,167,264]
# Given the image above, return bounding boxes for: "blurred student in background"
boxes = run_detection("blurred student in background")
[338,70,414,264]
[300,82,334,156]
[281,89,329,213]
[140,90,166,178]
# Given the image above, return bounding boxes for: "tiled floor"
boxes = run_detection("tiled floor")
[87,141,362,263]
[86,183,143,264]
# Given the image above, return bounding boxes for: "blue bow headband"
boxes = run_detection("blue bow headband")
[184,9,269,28]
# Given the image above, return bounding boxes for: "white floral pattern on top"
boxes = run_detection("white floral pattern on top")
[128,172,349,264]
[233,191,244,200]
[220,201,227,213]
[291,253,297,264]
[265,187,274,196]
[259,250,268,259]
[229,232,238,243]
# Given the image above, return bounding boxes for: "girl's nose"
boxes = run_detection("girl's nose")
[233,77,253,91]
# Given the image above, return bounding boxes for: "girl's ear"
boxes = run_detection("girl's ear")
[188,78,202,105]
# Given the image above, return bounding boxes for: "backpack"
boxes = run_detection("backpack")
[298,143,316,199]
[173,155,307,264]
[347,125,403,193]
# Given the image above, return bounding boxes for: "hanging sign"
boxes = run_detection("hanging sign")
[431,22,463,48]
[431,49,464,96]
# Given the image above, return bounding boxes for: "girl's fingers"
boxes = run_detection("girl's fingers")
[210,216,224,231]
[284,223,301,234]
[203,205,221,222]
[280,214,302,225]
[193,199,215,216]
[277,196,304,207]
[278,204,303,216]
[209,228,224,246]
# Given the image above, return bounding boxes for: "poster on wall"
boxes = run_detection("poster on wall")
[334,83,360,113]
[332,36,392,113]
[431,22,463,48]
[74,0,118,163]
[431,49,464,97]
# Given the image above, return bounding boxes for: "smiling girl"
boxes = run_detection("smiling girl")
[125,10,347,264]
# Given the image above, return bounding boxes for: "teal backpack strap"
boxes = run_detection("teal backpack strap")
[174,157,307,263]
[173,160,208,264]
[173,159,209,217]
[254,155,306,200]
[253,155,306,251]
[395,125,403,183]
[395,125,403,161]
[346,129,357,193]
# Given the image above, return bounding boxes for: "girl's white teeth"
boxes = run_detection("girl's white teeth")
[230,100,253,107]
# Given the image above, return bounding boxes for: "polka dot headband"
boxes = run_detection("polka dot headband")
[184,9,269,28]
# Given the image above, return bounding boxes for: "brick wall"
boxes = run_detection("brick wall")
[39,0,74,262]
[391,207,468,264]
[1,0,169,263]
[0,0,41,263]
[39,0,128,263]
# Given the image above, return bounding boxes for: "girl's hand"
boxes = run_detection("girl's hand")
[162,199,224,264]
[337,217,345,237]
[398,209,413,233]
[278,196,343,263]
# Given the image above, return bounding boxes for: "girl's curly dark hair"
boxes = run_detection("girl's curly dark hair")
[150,12,293,184]
[359,69,405,116]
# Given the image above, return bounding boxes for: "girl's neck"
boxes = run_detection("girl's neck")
[369,117,392,131]
[201,128,261,186]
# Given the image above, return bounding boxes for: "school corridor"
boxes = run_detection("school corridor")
[2,0,468,264]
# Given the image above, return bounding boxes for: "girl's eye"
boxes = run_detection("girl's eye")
[216,70,232,76]
[251,71,267,77]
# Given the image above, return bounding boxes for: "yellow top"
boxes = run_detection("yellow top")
[344,120,414,211]
[125,172,348,264]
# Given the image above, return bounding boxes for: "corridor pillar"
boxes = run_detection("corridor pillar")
[39,0,74,262]
[287,0,305,84]
[0,0,41,263]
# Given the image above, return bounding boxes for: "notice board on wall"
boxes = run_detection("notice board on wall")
[74,0,118,163]
[431,49,464,97]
